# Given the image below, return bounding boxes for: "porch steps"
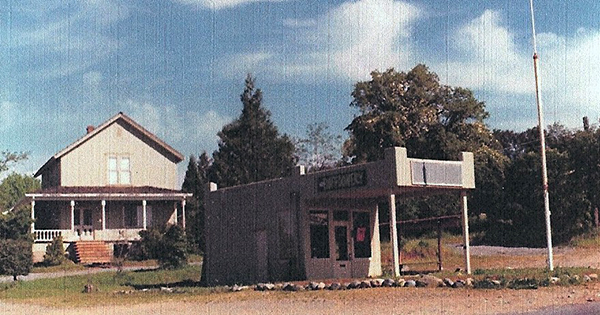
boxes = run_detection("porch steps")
[73,241,112,265]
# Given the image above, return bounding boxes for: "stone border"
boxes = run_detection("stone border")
[228,273,599,293]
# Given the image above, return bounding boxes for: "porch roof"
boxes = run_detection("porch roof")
[25,186,192,201]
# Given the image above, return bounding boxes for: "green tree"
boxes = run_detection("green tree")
[0,173,41,211]
[0,239,32,280]
[344,65,495,162]
[295,122,343,172]
[182,152,210,252]
[0,203,33,280]
[209,74,296,188]
[343,65,503,220]
[489,149,591,246]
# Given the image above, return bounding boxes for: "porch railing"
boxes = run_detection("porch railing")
[34,230,68,242]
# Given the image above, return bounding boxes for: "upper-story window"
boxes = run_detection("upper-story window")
[108,156,131,185]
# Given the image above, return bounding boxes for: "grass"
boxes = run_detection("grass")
[2,234,599,307]
[0,264,208,307]
[569,230,600,249]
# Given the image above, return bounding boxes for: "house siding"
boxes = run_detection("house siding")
[60,120,177,189]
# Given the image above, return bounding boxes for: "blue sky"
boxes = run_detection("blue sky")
[2,0,600,184]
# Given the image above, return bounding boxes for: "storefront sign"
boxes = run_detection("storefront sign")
[317,170,367,192]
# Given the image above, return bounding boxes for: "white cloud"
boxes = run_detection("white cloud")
[442,10,533,94]
[439,10,600,129]
[216,0,421,82]
[120,100,231,151]
[173,0,289,10]
[14,0,128,79]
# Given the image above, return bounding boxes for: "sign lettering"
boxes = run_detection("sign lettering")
[317,170,367,192]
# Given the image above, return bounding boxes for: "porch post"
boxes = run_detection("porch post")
[389,194,401,277]
[101,200,106,230]
[142,200,147,230]
[70,200,75,231]
[461,191,471,274]
[30,199,35,234]
[173,202,178,225]
[181,199,186,230]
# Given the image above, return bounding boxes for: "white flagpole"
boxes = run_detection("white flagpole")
[529,0,554,271]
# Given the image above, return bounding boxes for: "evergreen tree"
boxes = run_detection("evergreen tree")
[209,74,296,188]
[181,153,210,252]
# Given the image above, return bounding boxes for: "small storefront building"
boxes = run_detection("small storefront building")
[203,147,475,285]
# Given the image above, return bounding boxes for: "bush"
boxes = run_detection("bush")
[158,225,187,269]
[137,228,163,260]
[138,225,188,269]
[0,239,33,280]
[43,236,66,266]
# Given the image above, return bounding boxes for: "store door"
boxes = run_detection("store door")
[332,212,352,278]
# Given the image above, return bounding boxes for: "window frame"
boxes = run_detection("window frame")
[107,155,131,185]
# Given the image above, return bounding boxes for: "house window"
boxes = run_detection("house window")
[108,157,118,184]
[120,157,131,184]
[108,156,131,185]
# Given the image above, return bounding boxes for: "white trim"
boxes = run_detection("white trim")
[101,200,106,230]
[70,200,75,231]
[30,199,35,234]
[142,200,147,230]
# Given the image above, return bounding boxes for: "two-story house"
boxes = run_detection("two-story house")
[25,112,192,263]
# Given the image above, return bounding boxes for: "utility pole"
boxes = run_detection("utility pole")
[529,0,554,271]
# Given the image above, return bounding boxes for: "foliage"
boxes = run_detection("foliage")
[43,236,67,267]
[181,152,210,252]
[137,228,163,260]
[0,173,41,211]
[485,148,591,246]
[209,74,296,188]
[344,65,502,224]
[138,225,188,269]
[0,204,33,241]
[0,151,28,175]
[295,122,344,172]
[0,239,33,280]
[159,225,188,269]
[344,65,495,163]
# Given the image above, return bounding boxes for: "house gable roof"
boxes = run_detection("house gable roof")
[34,112,184,177]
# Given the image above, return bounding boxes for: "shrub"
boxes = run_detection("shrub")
[138,225,188,269]
[43,236,66,266]
[158,225,188,269]
[137,228,163,260]
[0,239,33,280]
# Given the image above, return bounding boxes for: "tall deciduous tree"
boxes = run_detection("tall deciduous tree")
[344,65,496,162]
[209,74,296,188]
[344,64,503,219]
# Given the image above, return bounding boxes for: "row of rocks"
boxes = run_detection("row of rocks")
[252,275,472,292]
[245,273,599,293]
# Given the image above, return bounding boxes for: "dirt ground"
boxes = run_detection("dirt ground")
[1,246,599,315]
